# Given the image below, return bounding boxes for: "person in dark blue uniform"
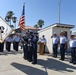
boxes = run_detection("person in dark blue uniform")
[27,32,33,62]
[32,32,38,64]
[23,32,29,60]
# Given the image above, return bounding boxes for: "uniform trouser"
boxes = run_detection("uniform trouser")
[60,44,65,60]
[6,42,11,51]
[32,44,37,63]
[23,44,28,59]
[44,45,46,53]
[13,42,15,50]
[28,46,32,61]
[53,44,58,57]
[14,42,19,51]
[70,47,76,62]
[0,42,4,52]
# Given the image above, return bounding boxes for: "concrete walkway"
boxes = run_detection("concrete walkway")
[0,49,76,75]
[0,44,76,75]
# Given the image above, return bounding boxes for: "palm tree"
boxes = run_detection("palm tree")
[12,16,17,29]
[34,24,39,28]
[37,19,44,29]
[6,11,14,25]
[34,24,39,32]
[5,11,17,29]
[5,16,10,23]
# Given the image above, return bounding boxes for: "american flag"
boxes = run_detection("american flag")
[18,4,26,31]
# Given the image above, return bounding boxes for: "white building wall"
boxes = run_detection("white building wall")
[38,27,53,53]
[53,27,70,38]
[71,30,76,35]
[53,27,70,49]
[38,26,71,53]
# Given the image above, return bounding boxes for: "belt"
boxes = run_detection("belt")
[60,43,65,45]
[53,44,58,45]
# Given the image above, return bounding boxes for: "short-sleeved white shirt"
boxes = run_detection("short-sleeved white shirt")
[59,36,66,44]
[52,36,59,44]
[13,36,20,42]
[69,38,76,47]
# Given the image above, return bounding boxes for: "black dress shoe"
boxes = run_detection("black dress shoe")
[23,57,27,60]
[28,60,32,62]
[61,59,64,61]
[73,61,76,64]
[55,56,57,58]
[32,62,37,64]
[59,59,64,61]
[59,58,62,60]
[69,61,73,63]
[52,55,55,57]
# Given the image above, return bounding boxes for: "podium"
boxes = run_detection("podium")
[38,42,44,55]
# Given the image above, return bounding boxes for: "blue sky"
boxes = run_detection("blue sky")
[0,0,76,30]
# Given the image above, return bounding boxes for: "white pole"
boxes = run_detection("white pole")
[59,0,62,23]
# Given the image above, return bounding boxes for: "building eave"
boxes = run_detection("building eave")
[51,23,75,29]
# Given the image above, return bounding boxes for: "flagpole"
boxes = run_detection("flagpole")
[58,0,62,23]
[23,3,25,26]
[23,3,26,31]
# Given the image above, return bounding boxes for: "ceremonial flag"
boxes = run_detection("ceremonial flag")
[0,17,12,43]
[18,4,26,31]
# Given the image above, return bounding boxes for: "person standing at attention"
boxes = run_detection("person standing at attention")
[32,32,38,64]
[6,35,12,51]
[68,34,76,64]
[13,33,20,51]
[59,31,67,61]
[51,32,59,58]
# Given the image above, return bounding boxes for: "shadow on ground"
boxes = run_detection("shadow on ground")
[11,58,76,75]
[11,62,48,75]
[37,58,76,73]
[0,50,23,55]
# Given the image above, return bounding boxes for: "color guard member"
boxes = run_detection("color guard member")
[23,32,29,60]
[32,32,38,64]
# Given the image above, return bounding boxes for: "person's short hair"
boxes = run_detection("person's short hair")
[71,35,75,37]
[26,32,29,34]
[42,35,45,37]
[34,32,38,34]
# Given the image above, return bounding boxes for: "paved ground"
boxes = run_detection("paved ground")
[0,44,76,75]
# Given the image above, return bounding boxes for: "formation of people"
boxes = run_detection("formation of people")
[22,31,38,64]
[0,30,76,65]
[0,33,20,52]
[51,31,76,64]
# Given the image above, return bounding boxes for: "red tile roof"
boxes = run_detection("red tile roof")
[25,26,39,30]
[16,26,39,30]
